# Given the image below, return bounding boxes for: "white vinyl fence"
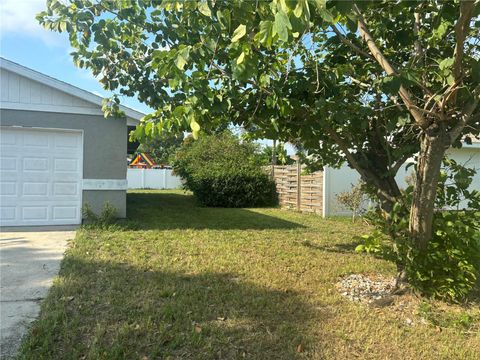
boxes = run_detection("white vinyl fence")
[127,168,183,189]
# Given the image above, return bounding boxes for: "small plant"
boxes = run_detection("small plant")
[418,302,477,331]
[336,182,367,222]
[98,202,117,225]
[81,202,98,224]
[354,232,385,255]
[82,202,118,227]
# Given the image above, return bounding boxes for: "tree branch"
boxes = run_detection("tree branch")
[413,11,423,60]
[330,25,376,61]
[449,83,480,143]
[326,127,399,203]
[353,5,430,129]
[452,0,476,85]
[392,153,411,174]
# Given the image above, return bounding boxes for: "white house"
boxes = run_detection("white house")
[323,140,480,216]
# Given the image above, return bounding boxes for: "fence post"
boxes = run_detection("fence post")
[297,160,301,211]
[163,169,167,189]
[141,169,146,189]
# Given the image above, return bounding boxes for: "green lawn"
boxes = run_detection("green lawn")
[19,190,479,359]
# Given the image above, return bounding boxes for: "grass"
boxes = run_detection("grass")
[19,190,480,359]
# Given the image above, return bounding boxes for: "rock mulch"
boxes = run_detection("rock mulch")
[336,274,396,305]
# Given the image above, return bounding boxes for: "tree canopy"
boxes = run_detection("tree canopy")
[38,0,479,239]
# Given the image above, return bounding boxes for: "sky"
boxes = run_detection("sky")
[0,0,152,114]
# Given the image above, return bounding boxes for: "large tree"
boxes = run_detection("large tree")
[39,1,479,247]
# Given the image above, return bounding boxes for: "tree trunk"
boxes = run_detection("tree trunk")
[409,129,449,249]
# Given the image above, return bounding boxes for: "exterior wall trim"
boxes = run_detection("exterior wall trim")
[0,57,143,125]
[1,103,139,126]
[1,102,104,116]
[82,179,128,190]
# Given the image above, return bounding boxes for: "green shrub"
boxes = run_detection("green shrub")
[357,159,480,301]
[406,211,480,300]
[82,202,118,227]
[173,132,278,207]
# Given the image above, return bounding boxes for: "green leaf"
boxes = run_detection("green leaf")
[314,0,326,10]
[433,19,451,40]
[197,1,211,17]
[190,119,200,132]
[319,8,335,23]
[439,57,454,71]
[236,51,245,64]
[274,10,292,42]
[380,76,402,94]
[293,1,303,17]
[231,24,246,43]
[255,21,274,48]
[355,244,365,253]
[175,46,190,70]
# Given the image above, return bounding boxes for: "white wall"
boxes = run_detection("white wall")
[127,168,183,189]
[323,145,480,216]
[0,68,98,111]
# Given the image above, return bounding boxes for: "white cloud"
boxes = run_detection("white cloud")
[0,0,64,45]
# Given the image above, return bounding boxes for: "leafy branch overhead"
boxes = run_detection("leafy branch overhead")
[38,0,480,296]
[37,0,479,148]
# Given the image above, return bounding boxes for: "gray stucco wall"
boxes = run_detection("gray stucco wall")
[83,190,126,218]
[0,109,128,218]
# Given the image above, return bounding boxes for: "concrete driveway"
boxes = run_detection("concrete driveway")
[0,227,75,359]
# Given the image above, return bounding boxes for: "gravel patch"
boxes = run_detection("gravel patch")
[337,274,396,305]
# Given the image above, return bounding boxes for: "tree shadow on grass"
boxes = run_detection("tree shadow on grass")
[126,192,304,231]
[300,239,360,254]
[20,257,322,360]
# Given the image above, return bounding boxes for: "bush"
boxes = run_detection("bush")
[82,202,118,227]
[357,159,480,301]
[336,181,367,222]
[173,132,278,207]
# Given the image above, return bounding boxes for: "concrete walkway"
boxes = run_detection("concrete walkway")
[0,228,76,359]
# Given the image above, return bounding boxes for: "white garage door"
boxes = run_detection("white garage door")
[0,127,83,226]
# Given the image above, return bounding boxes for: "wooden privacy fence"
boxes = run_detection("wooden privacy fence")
[271,163,324,214]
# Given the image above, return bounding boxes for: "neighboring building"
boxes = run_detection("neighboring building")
[323,141,480,216]
[0,58,142,226]
[273,141,480,217]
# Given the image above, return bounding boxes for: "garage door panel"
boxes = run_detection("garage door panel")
[54,158,79,172]
[22,182,49,196]
[0,157,17,171]
[22,157,50,171]
[0,207,16,220]
[23,132,50,147]
[0,127,83,226]
[54,133,81,149]
[52,206,78,221]
[22,206,48,221]
[0,182,16,196]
